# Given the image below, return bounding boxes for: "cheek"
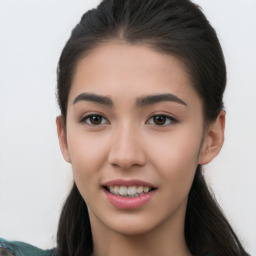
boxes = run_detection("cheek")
[67,130,109,190]
[146,126,202,186]
[144,129,201,215]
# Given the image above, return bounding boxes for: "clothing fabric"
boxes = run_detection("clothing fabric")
[0,238,213,256]
[0,238,55,256]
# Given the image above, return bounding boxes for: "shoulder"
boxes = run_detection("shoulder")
[0,238,56,256]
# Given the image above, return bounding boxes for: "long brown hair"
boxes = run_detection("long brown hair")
[56,0,249,255]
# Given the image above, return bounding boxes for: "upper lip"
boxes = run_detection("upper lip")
[102,179,157,188]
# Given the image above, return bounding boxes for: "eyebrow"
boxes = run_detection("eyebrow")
[136,93,187,107]
[73,92,187,107]
[73,93,113,107]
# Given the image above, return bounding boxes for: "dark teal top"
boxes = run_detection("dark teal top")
[0,238,55,256]
[0,237,213,256]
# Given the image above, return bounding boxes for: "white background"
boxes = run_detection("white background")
[0,0,255,254]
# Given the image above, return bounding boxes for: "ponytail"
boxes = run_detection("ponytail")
[185,166,248,256]
[57,184,92,256]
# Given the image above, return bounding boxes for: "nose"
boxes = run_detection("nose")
[108,124,146,169]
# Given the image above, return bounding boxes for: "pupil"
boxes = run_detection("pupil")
[90,115,102,125]
[154,116,166,125]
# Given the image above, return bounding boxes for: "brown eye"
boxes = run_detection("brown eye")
[81,114,108,126]
[153,115,167,125]
[89,115,103,125]
[147,115,177,126]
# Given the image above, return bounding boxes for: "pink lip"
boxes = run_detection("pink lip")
[104,189,156,209]
[102,179,156,188]
[102,179,157,210]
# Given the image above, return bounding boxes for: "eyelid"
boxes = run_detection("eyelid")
[146,114,178,126]
[80,113,110,126]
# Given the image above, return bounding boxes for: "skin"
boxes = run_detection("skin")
[57,43,225,256]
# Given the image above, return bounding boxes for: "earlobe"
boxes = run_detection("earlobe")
[198,110,226,165]
[56,116,71,163]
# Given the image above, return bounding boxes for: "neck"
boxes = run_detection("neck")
[89,203,191,256]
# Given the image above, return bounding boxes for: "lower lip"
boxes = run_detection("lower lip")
[104,188,156,209]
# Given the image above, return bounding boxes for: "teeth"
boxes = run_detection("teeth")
[127,186,137,196]
[107,185,153,197]
[119,186,128,196]
[114,186,119,194]
[143,187,150,193]
[137,186,143,193]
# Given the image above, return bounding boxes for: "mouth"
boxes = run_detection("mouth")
[103,185,156,198]
[102,180,157,209]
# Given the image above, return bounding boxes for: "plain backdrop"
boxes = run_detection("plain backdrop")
[0,0,255,254]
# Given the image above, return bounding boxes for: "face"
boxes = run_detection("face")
[57,43,221,236]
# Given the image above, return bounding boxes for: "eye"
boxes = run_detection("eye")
[147,114,177,126]
[80,114,109,126]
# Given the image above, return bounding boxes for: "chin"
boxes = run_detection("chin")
[103,214,165,236]
[112,224,157,236]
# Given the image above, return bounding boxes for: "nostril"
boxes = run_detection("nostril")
[108,140,146,169]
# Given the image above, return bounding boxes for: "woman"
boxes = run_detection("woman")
[0,0,250,255]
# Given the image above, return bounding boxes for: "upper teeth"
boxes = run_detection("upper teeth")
[108,185,151,197]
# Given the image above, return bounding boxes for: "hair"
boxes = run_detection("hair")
[56,0,249,256]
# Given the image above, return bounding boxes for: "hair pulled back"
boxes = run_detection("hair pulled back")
[56,1,248,255]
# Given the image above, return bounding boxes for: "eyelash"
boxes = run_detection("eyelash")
[80,114,177,127]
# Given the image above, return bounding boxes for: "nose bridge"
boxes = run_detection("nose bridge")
[108,121,145,169]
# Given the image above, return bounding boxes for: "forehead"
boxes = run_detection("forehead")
[69,43,200,107]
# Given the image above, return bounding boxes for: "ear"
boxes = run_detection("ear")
[56,116,71,163]
[198,110,226,165]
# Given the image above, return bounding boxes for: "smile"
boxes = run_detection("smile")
[102,180,157,209]
[105,185,154,197]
